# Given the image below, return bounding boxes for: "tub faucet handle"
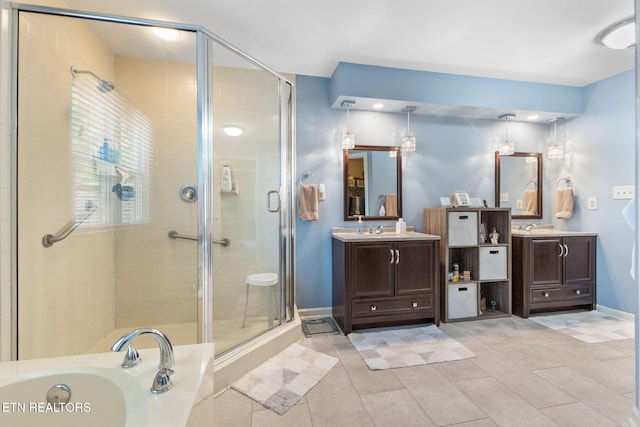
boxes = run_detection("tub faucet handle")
[121,343,142,368]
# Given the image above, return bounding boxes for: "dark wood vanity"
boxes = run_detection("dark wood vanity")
[512,232,596,317]
[331,230,440,334]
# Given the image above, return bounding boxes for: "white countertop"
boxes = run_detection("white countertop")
[332,227,440,242]
[512,229,597,237]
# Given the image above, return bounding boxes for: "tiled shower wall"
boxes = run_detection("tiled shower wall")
[15,11,117,359]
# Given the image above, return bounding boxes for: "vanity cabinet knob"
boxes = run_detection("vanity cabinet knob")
[543,292,550,297]
[370,305,377,311]
[575,289,581,295]
[412,301,418,308]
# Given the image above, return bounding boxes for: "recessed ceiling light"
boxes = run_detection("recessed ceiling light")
[526,115,539,121]
[153,27,180,41]
[223,126,243,137]
[372,103,384,109]
[599,17,635,49]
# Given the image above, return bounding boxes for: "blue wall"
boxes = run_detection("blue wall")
[295,68,636,314]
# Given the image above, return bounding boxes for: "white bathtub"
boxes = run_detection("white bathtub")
[0,343,214,427]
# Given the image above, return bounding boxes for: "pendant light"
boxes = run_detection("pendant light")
[498,114,515,155]
[341,100,356,149]
[547,117,565,159]
[401,106,417,152]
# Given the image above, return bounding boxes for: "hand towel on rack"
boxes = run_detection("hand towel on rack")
[385,193,397,216]
[555,187,574,219]
[521,189,537,215]
[298,184,319,221]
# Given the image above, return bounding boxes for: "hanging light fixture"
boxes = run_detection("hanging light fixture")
[598,17,635,50]
[341,100,356,149]
[547,117,565,159]
[498,114,515,155]
[401,106,417,152]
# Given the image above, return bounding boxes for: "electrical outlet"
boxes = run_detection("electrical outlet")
[500,192,509,202]
[588,197,597,210]
[516,200,522,209]
[613,185,635,200]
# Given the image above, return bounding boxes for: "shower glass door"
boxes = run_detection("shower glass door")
[15,10,200,359]
[208,41,286,355]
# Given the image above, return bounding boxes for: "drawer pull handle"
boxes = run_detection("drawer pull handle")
[459,215,469,220]
[412,301,418,308]
[489,250,499,254]
[458,287,468,292]
[575,289,581,295]
[543,292,550,297]
[370,305,377,311]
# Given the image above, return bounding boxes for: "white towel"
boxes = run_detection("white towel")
[298,184,319,221]
[522,189,537,215]
[555,187,574,219]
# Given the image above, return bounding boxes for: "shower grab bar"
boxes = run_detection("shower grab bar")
[168,230,231,247]
[42,204,98,248]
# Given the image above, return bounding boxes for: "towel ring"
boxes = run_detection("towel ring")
[527,180,537,190]
[557,176,572,188]
[299,171,317,184]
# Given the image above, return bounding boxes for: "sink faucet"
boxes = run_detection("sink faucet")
[518,223,535,231]
[111,328,175,394]
[368,225,384,234]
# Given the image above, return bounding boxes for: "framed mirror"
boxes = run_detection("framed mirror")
[344,145,402,220]
[495,152,542,219]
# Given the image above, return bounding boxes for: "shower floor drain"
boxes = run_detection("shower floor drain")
[301,317,340,337]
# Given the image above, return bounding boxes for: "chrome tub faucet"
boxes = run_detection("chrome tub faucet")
[111,328,175,394]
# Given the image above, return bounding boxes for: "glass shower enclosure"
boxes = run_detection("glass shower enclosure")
[11,5,294,360]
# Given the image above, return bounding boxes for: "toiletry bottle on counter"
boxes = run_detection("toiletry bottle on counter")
[221,164,232,192]
[395,218,407,234]
[356,215,364,234]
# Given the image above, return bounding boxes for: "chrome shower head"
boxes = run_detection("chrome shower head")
[70,66,116,92]
[98,79,115,93]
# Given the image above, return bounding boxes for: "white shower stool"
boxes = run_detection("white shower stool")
[242,272,278,328]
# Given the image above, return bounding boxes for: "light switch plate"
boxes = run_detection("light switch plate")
[588,197,598,209]
[500,192,509,202]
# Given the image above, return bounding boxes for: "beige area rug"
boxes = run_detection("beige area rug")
[231,343,338,415]
[529,310,634,343]
[348,324,476,370]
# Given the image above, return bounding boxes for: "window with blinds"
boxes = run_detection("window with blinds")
[70,73,153,228]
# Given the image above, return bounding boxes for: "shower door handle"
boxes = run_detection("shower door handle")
[267,190,280,213]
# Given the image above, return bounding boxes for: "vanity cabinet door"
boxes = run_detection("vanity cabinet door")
[396,241,437,295]
[563,236,595,286]
[529,238,563,287]
[350,242,395,299]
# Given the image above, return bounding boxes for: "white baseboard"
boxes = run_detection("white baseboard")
[596,305,635,321]
[298,306,332,319]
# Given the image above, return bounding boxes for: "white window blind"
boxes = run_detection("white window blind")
[70,73,153,228]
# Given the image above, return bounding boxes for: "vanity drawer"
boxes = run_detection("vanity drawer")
[530,284,593,303]
[479,246,508,280]
[352,295,434,318]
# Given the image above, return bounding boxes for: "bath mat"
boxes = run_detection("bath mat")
[231,343,338,415]
[348,324,476,370]
[529,310,634,343]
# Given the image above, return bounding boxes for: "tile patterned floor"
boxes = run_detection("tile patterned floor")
[208,316,636,426]
[529,310,634,343]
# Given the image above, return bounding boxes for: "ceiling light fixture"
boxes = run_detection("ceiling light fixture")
[372,103,384,109]
[401,106,417,152]
[341,100,356,149]
[547,117,565,159]
[153,27,180,41]
[223,126,243,137]
[599,17,635,49]
[498,114,515,156]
